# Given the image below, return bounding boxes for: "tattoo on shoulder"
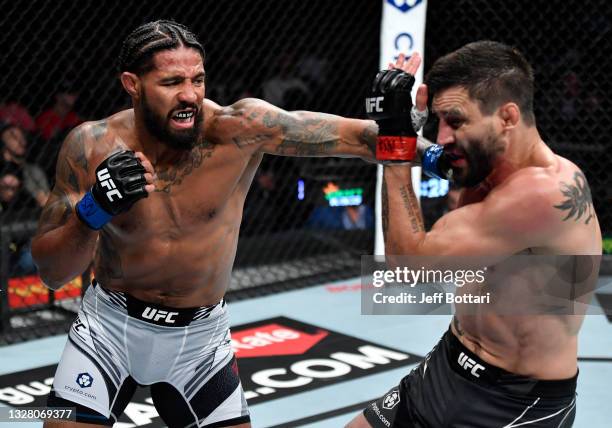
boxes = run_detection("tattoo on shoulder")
[262,111,340,155]
[554,171,594,224]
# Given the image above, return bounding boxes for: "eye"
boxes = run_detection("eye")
[447,118,464,129]
[193,77,205,86]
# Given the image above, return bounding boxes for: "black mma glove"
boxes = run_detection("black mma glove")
[366,68,418,162]
[76,150,148,230]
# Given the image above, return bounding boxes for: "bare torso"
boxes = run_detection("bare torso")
[86,101,262,307]
[451,155,601,379]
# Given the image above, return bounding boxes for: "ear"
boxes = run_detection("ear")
[120,72,141,99]
[498,102,520,130]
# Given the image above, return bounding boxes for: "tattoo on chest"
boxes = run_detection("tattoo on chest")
[554,171,594,224]
[155,139,215,193]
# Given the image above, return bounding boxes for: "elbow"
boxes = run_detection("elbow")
[35,264,69,290]
[31,243,67,290]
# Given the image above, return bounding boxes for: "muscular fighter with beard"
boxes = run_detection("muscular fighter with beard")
[32,20,381,428]
[349,41,601,428]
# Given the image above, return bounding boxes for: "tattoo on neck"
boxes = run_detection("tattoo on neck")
[554,171,594,224]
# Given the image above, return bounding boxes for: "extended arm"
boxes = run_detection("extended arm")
[214,98,378,161]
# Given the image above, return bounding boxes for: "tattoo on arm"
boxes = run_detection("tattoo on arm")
[554,171,594,224]
[36,125,95,234]
[382,175,389,237]
[36,187,73,234]
[359,122,378,157]
[262,110,341,155]
[232,134,274,149]
[399,184,425,233]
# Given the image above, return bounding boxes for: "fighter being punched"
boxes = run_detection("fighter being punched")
[349,42,602,428]
[32,20,432,428]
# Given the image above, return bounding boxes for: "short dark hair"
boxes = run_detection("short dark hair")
[426,41,535,126]
[117,20,205,75]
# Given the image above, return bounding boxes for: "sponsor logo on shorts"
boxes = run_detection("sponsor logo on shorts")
[457,352,485,378]
[141,307,179,324]
[371,402,391,427]
[382,389,400,410]
[76,372,93,388]
[64,384,97,400]
[234,317,423,404]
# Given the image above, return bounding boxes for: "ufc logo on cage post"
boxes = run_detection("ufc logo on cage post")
[142,307,179,324]
[366,97,384,113]
[97,168,123,202]
[457,352,485,378]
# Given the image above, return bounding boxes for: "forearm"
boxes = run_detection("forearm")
[31,215,97,289]
[383,164,425,255]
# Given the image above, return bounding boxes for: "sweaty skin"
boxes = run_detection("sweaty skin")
[380,54,602,381]
[32,47,377,309]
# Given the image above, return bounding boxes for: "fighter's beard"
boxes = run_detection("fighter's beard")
[141,91,203,151]
[454,130,504,188]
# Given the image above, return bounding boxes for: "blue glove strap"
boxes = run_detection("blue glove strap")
[422,145,444,179]
[76,192,113,230]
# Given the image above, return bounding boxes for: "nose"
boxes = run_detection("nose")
[436,122,455,146]
[178,82,198,104]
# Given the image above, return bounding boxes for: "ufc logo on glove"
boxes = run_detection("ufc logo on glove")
[97,168,123,202]
[366,96,384,113]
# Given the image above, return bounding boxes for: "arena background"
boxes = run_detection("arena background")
[0,0,610,344]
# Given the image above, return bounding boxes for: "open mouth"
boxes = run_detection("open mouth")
[170,109,196,128]
[445,145,467,167]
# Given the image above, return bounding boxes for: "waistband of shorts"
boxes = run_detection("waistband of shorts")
[444,328,577,398]
[91,279,225,327]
